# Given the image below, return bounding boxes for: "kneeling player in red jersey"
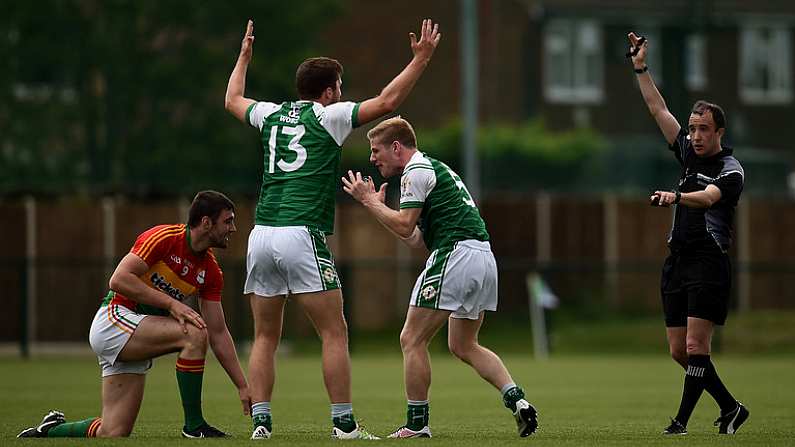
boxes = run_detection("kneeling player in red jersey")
[18,190,250,438]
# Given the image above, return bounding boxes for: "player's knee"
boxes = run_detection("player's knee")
[318,321,349,346]
[184,325,208,353]
[253,331,280,353]
[685,337,708,355]
[448,340,474,362]
[399,329,422,352]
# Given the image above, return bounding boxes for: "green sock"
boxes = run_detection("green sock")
[406,400,429,430]
[253,413,272,431]
[48,417,100,437]
[502,385,525,412]
[332,413,356,432]
[176,357,206,431]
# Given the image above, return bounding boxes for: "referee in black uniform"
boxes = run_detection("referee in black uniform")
[627,32,749,435]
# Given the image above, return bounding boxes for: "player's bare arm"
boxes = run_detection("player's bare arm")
[225,19,257,122]
[650,184,722,208]
[356,19,442,126]
[109,253,207,332]
[200,299,251,415]
[400,227,425,250]
[342,170,422,239]
[628,32,680,145]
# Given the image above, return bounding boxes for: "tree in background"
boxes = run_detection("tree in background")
[0,0,341,196]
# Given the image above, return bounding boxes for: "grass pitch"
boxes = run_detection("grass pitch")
[2,354,793,446]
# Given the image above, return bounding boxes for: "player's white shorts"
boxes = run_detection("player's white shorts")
[88,304,152,377]
[244,225,341,297]
[410,239,498,320]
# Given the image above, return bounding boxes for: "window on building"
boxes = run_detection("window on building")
[740,24,792,104]
[686,34,707,91]
[543,19,603,104]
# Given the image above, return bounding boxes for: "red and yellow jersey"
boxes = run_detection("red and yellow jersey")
[102,224,224,315]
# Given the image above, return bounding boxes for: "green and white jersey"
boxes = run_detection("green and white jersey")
[399,151,489,250]
[246,100,360,234]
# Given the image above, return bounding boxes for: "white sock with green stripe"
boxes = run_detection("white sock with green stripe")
[331,403,355,432]
[252,402,271,430]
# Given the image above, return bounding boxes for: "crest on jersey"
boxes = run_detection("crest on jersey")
[196,270,206,285]
[400,177,414,200]
[288,102,301,119]
[323,267,337,283]
[421,285,437,300]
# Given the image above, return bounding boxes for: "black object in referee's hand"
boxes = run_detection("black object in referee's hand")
[626,36,646,58]
[650,194,667,207]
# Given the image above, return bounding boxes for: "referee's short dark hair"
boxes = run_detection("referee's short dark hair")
[692,100,726,130]
[188,190,235,228]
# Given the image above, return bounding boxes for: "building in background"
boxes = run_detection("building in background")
[328,0,794,148]
[326,0,794,196]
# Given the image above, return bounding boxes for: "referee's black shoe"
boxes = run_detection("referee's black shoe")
[182,423,228,438]
[662,418,687,435]
[714,402,749,434]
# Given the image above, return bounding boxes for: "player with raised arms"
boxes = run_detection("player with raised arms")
[225,19,441,439]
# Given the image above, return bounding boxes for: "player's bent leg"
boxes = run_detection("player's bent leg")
[116,315,207,362]
[448,312,538,436]
[293,289,351,403]
[447,312,513,388]
[248,294,285,439]
[96,373,146,437]
[117,316,223,437]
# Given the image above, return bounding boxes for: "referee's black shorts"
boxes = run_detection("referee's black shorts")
[660,247,731,327]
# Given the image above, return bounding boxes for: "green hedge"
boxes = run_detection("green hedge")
[343,119,608,191]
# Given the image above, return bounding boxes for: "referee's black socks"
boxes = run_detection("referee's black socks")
[704,358,738,414]
[675,354,709,426]
[675,354,736,426]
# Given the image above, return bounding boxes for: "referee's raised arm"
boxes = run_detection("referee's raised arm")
[628,32,681,146]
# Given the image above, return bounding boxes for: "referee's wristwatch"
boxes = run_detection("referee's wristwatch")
[673,191,681,204]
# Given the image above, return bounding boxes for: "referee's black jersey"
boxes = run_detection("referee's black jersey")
[668,128,744,252]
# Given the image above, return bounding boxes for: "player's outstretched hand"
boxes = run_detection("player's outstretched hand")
[239,19,255,63]
[627,32,647,69]
[342,170,386,205]
[169,300,207,333]
[410,19,441,62]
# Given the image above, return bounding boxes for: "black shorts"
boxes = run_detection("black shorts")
[660,248,731,327]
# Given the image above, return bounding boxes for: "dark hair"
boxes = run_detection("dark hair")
[691,100,726,130]
[296,57,343,100]
[187,190,235,228]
